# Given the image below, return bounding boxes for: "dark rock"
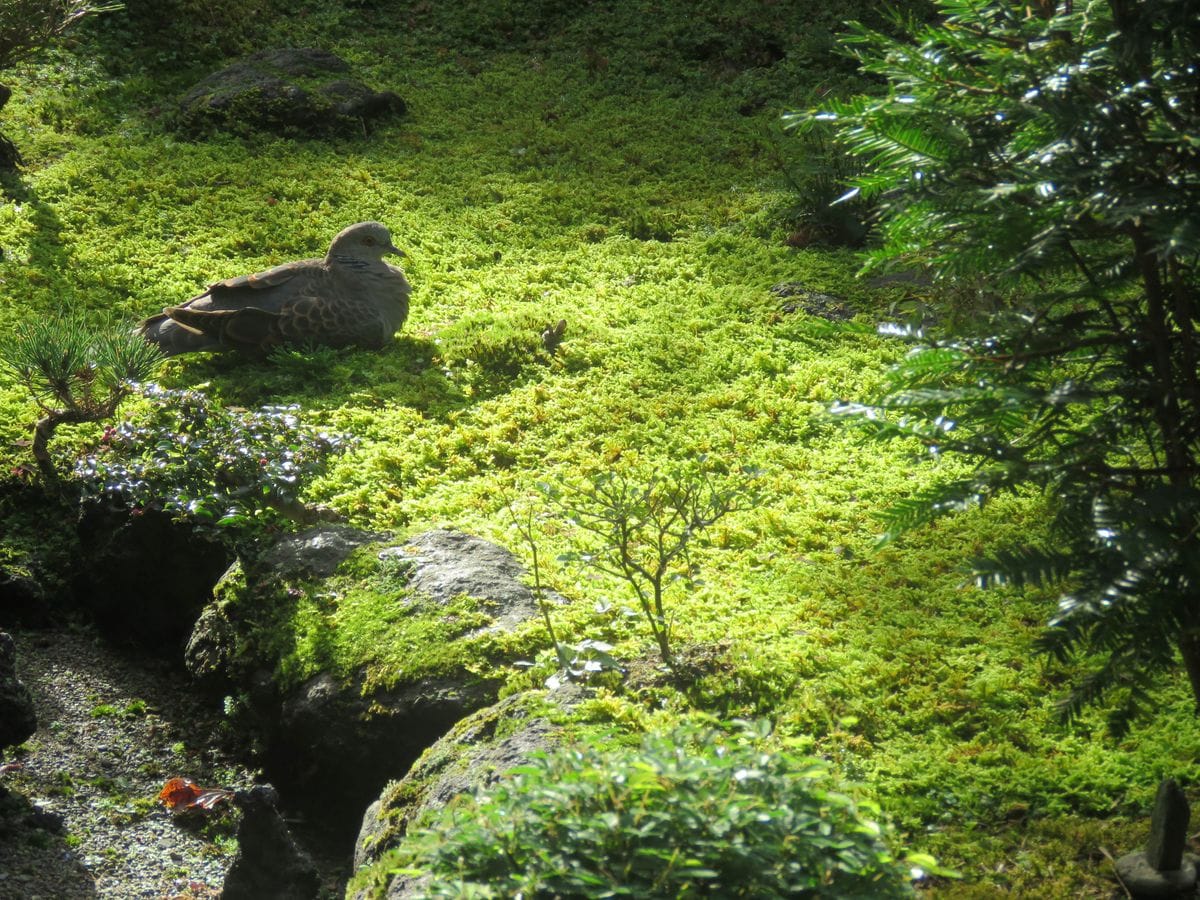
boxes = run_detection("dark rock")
[770,283,855,321]
[222,784,320,900]
[177,48,406,137]
[0,568,48,628]
[1115,851,1197,898]
[1116,779,1198,898]
[0,632,37,749]
[351,687,584,899]
[1147,778,1190,871]
[183,600,239,687]
[74,506,232,652]
[269,670,498,832]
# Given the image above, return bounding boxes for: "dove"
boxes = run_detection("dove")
[140,221,411,356]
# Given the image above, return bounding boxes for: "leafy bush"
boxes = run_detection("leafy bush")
[0,0,116,70]
[75,384,350,539]
[788,0,1200,731]
[0,316,162,481]
[391,720,922,898]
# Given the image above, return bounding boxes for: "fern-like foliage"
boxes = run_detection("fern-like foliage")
[792,0,1200,733]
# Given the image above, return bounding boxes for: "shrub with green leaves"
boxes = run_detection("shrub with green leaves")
[390,720,923,898]
[75,384,350,539]
[788,0,1200,732]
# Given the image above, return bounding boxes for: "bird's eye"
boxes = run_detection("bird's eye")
[364,237,376,245]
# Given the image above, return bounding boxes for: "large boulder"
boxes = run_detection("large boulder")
[185,527,546,828]
[177,48,406,137]
[349,687,580,899]
[0,632,36,750]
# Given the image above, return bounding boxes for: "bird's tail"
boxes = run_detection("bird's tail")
[138,313,220,357]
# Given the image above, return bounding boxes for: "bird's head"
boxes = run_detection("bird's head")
[328,221,404,262]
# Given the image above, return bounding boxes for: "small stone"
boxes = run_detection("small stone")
[222,784,319,900]
[1116,851,1197,898]
[1147,779,1190,872]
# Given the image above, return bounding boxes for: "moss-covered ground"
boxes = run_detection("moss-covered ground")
[3,1,1199,895]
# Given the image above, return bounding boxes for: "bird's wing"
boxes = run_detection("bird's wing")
[204,257,324,305]
[273,293,385,348]
[155,257,327,353]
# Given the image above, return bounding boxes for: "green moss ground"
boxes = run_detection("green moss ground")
[2,2,1199,895]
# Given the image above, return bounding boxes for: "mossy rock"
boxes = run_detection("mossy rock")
[176,48,406,137]
[184,526,548,827]
[349,688,582,899]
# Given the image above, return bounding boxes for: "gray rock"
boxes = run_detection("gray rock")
[0,632,36,749]
[256,524,390,580]
[184,527,544,830]
[182,525,391,684]
[177,47,406,137]
[378,529,544,629]
[1147,778,1190,872]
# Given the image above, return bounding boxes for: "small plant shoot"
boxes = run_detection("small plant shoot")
[545,462,760,668]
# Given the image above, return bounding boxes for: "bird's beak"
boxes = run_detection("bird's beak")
[386,243,404,257]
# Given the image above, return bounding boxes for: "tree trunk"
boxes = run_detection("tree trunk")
[0,83,18,169]
[32,408,96,482]
[1179,628,1200,713]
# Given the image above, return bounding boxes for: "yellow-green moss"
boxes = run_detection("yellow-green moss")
[2,3,1198,895]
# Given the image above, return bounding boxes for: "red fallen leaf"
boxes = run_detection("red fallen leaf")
[158,777,234,814]
[159,777,202,808]
[0,762,23,776]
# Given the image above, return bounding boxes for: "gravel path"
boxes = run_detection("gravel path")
[0,628,256,899]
